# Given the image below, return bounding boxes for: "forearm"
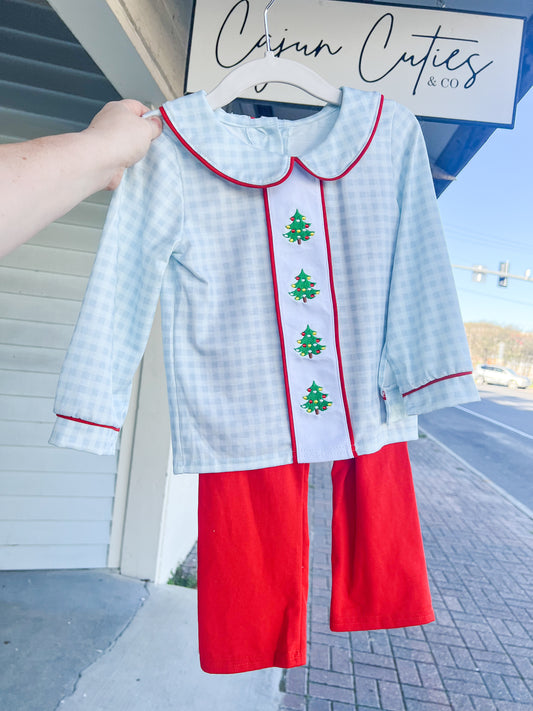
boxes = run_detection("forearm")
[0,130,115,257]
[0,99,162,258]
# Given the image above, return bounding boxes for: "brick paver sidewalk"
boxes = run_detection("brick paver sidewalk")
[279,437,533,711]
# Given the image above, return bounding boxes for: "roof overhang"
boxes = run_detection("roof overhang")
[3,0,532,194]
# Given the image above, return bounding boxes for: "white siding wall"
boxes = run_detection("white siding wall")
[0,109,118,569]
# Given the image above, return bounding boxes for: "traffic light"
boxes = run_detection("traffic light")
[498,261,509,287]
[471,265,486,283]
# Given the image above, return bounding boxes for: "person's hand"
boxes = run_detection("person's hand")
[83,99,163,190]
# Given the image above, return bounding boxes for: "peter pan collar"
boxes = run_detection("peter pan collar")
[160,87,384,188]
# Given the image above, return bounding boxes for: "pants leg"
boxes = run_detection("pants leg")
[330,443,435,631]
[197,462,310,674]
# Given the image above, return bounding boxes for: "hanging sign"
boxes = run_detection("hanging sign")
[186,0,525,127]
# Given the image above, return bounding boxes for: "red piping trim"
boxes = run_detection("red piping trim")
[320,181,357,457]
[295,94,384,182]
[402,372,472,397]
[263,188,299,463]
[56,414,120,432]
[161,105,289,188]
[159,95,383,189]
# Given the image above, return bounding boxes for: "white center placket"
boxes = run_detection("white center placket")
[264,164,355,463]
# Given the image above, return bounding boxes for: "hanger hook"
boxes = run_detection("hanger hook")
[264,0,278,54]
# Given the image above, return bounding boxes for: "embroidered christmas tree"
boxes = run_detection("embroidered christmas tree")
[289,269,320,303]
[295,325,325,359]
[301,381,332,415]
[283,209,315,245]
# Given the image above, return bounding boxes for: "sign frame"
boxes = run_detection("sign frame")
[185,0,526,128]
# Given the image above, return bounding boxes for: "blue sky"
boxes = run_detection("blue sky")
[438,87,533,333]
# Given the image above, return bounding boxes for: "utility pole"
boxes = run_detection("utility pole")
[452,263,533,287]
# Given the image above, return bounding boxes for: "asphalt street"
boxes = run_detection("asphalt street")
[419,384,533,512]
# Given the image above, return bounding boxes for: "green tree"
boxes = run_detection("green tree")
[283,209,315,245]
[295,325,325,359]
[301,381,332,415]
[464,321,533,378]
[289,269,320,303]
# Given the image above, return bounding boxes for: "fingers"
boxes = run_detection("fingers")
[147,116,163,140]
[119,99,163,140]
[119,98,151,117]
[85,99,164,191]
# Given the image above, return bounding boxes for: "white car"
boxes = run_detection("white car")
[474,365,531,389]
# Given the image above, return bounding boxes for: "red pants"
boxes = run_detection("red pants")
[197,443,434,674]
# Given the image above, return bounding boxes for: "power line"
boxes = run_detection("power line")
[444,222,529,248]
[456,287,533,308]
[444,226,530,253]
[444,222,506,241]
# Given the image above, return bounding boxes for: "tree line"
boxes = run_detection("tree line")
[465,322,533,378]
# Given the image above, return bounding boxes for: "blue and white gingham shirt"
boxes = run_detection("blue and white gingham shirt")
[50,88,478,474]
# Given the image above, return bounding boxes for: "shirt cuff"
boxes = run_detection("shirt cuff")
[49,415,119,455]
[380,384,405,423]
[402,372,480,416]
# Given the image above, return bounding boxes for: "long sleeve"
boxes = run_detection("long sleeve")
[49,135,184,454]
[379,105,479,423]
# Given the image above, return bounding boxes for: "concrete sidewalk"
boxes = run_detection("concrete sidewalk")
[1,436,533,710]
[0,569,282,711]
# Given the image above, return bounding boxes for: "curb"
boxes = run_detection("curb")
[419,427,533,521]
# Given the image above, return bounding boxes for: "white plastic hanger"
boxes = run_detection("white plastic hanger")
[144,0,341,117]
[206,0,341,109]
